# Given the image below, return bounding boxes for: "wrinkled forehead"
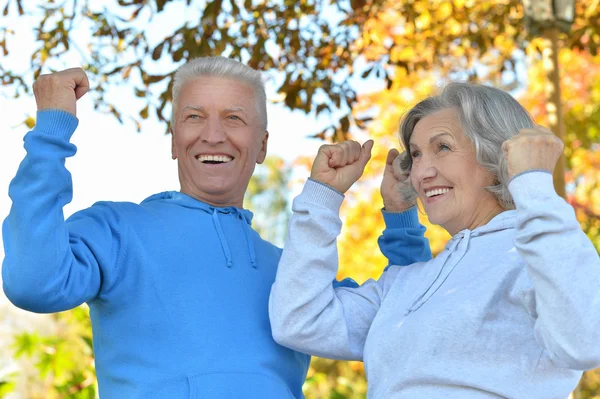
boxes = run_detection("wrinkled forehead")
[176,76,262,117]
[410,108,465,145]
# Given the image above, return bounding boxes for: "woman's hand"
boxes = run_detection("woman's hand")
[310,140,373,194]
[380,149,418,212]
[502,125,564,180]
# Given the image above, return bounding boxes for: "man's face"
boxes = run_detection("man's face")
[171,76,268,208]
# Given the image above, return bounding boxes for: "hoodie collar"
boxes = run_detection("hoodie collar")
[142,191,254,224]
[142,191,256,268]
[444,210,516,250]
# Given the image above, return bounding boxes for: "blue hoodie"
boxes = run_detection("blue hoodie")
[2,110,432,398]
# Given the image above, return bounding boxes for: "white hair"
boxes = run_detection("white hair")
[399,82,535,209]
[171,56,267,130]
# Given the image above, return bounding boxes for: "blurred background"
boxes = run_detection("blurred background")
[0,0,599,397]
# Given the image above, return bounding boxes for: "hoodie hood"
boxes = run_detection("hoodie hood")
[142,191,257,268]
[141,191,254,223]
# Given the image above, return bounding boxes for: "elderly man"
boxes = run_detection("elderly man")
[2,56,431,398]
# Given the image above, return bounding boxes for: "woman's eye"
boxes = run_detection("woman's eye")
[410,150,421,159]
[438,143,451,152]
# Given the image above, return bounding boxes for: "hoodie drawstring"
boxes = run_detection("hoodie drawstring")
[405,230,472,315]
[212,209,233,268]
[240,218,257,268]
[211,207,257,269]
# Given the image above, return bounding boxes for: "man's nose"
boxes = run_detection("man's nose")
[201,117,227,144]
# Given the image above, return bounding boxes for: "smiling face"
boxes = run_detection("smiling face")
[408,108,504,235]
[171,76,268,208]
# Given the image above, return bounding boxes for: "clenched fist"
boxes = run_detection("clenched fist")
[310,140,374,194]
[33,67,90,117]
[501,126,564,180]
[380,149,418,212]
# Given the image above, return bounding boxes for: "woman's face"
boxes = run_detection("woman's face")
[408,108,503,235]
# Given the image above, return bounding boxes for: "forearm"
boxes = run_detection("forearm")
[512,171,600,369]
[2,110,100,312]
[269,179,380,360]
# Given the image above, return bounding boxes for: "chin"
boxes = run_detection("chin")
[426,213,449,229]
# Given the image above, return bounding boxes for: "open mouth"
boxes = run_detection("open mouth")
[425,187,452,198]
[195,155,233,165]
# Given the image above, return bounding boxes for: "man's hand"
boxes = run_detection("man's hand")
[502,125,564,180]
[310,140,373,194]
[33,68,90,117]
[380,149,418,212]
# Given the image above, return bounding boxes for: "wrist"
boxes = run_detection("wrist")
[307,178,345,197]
[383,200,416,213]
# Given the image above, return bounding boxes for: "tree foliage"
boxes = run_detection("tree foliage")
[6,307,96,398]
[244,155,292,247]
[3,0,598,137]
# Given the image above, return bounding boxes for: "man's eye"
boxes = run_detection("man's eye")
[228,115,242,121]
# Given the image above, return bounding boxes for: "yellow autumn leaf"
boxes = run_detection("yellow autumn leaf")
[436,3,453,20]
[453,0,465,9]
[447,18,463,36]
[391,46,416,62]
[415,11,432,30]
[24,116,36,129]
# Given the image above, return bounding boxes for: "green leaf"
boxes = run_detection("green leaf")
[12,332,41,358]
[0,379,17,396]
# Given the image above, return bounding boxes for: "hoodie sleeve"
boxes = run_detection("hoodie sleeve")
[270,179,401,360]
[2,110,124,313]
[379,207,431,268]
[510,171,600,370]
[333,203,430,289]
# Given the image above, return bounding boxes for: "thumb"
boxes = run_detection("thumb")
[384,148,399,175]
[359,140,374,167]
[385,148,399,167]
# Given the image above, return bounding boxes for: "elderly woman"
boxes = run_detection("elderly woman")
[269,83,600,398]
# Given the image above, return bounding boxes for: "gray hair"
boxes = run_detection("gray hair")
[171,56,268,130]
[399,82,535,209]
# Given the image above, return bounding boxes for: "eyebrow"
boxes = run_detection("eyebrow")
[180,105,247,113]
[224,106,247,113]
[409,132,453,148]
[181,105,204,113]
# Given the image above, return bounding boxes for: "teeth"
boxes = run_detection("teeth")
[195,155,233,163]
[425,188,451,198]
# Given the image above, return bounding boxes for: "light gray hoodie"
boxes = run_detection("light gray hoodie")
[269,171,600,399]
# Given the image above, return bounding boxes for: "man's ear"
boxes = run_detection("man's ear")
[256,131,269,164]
[170,127,177,160]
